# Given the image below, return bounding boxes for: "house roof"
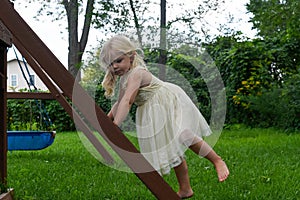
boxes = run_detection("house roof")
[7,58,27,65]
[8,58,21,63]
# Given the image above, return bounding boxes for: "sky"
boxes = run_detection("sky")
[7,0,257,67]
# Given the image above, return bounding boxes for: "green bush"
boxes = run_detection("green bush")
[7,99,75,132]
[7,99,48,131]
[244,73,300,131]
[167,53,211,120]
[45,100,75,132]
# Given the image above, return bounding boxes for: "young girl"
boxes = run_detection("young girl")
[100,35,229,199]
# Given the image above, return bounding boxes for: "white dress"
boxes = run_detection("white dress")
[122,66,212,175]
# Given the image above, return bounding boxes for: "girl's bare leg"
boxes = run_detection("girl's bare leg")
[179,130,229,182]
[173,160,194,199]
[189,138,229,182]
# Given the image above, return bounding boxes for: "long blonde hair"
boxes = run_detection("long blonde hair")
[100,35,145,98]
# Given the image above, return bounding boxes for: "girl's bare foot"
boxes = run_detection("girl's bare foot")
[214,159,230,182]
[177,189,194,199]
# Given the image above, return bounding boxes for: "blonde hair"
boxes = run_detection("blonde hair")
[100,35,146,98]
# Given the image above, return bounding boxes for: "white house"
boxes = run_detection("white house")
[7,59,48,92]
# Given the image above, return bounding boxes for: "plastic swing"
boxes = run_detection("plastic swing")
[7,48,55,151]
[7,131,55,150]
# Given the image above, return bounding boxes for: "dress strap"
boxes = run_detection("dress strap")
[120,65,147,90]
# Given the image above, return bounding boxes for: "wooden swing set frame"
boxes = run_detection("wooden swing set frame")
[0,1,180,199]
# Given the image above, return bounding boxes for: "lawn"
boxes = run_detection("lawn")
[7,128,300,200]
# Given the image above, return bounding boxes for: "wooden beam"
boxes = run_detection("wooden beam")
[7,92,55,99]
[0,17,11,186]
[0,1,180,199]
[0,20,12,46]
[0,44,7,185]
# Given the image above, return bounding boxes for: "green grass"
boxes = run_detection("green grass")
[7,128,300,200]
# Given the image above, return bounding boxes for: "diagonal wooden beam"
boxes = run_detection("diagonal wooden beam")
[13,37,114,164]
[0,1,180,199]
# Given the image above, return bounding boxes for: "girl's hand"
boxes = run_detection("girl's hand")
[107,113,114,121]
[107,102,119,121]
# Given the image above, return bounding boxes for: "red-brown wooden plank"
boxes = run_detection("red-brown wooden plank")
[0,44,10,185]
[0,18,11,185]
[7,92,55,99]
[0,45,7,184]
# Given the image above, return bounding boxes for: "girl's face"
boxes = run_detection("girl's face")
[109,54,133,76]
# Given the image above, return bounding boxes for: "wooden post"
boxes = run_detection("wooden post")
[0,20,12,185]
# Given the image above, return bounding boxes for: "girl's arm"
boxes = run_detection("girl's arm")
[107,78,124,121]
[113,72,142,126]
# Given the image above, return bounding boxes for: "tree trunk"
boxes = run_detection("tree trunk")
[158,0,167,81]
[129,0,142,45]
[63,0,79,78]
[63,0,94,80]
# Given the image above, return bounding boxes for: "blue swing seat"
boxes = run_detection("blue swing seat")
[7,131,56,151]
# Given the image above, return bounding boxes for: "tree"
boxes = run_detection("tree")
[202,0,300,128]
[62,0,94,78]
[13,0,115,79]
[204,33,290,125]
[128,0,143,45]
[247,0,300,39]
[166,0,226,46]
[247,0,300,74]
[130,0,225,80]
[13,0,228,81]
[158,0,167,80]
